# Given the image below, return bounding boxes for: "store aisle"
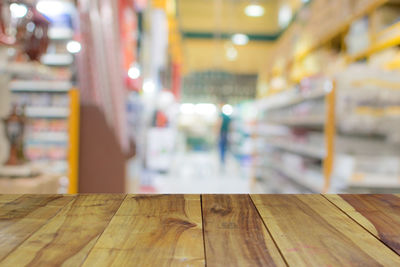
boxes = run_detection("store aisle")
[141,151,251,194]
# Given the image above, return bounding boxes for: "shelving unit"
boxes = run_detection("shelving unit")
[265,161,323,193]
[290,0,389,65]
[346,21,400,63]
[40,54,74,66]
[253,0,400,193]
[254,77,334,193]
[5,0,79,194]
[266,116,325,127]
[25,106,70,118]
[264,140,325,159]
[10,80,72,92]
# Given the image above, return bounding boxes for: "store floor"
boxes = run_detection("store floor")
[139,151,253,193]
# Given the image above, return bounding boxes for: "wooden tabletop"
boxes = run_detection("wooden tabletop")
[1,194,400,266]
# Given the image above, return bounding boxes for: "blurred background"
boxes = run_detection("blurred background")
[1,0,400,194]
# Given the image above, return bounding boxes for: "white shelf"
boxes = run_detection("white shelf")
[347,174,400,189]
[28,132,68,142]
[265,140,325,159]
[40,54,73,66]
[0,164,39,177]
[1,63,55,79]
[348,180,400,189]
[257,87,328,111]
[10,80,71,92]
[48,27,74,40]
[263,161,323,192]
[268,115,325,126]
[26,106,69,118]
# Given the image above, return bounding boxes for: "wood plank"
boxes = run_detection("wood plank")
[0,195,21,203]
[0,194,74,261]
[324,194,400,255]
[81,194,204,267]
[251,194,400,266]
[0,194,124,266]
[202,194,286,267]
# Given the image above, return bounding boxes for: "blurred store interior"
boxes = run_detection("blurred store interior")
[1,0,400,194]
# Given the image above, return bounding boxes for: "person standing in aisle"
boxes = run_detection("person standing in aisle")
[218,104,232,170]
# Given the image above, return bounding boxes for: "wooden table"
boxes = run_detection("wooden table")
[1,194,400,266]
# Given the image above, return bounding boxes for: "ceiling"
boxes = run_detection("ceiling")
[177,0,281,75]
[182,39,275,74]
[178,0,280,34]
[175,0,304,102]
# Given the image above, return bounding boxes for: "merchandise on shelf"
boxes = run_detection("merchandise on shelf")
[345,17,370,56]
[253,0,400,193]
[335,64,400,140]
[3,0,77,180]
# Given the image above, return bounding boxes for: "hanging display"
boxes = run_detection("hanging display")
[0,1,50,60]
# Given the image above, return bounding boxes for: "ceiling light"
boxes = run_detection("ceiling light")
[226,46,238,61]
[222,104,233,116]
[66,41,82,54]
[244,4,265,17]
[10,3,28,18]
[232,34,249,46]
[279,4,292,28]
[128,65,141,79]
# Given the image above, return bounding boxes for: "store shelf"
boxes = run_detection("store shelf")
[25,106,69,118]
[267,115,325,127]
[28,132,68,143]
[263,161,323,193]
[348,178,400,189]
[30,159,69,175]
[265,140,325,159]
[259,87,327,111]
[254,0,400,194]
[347,22,400,63]
[48,27,74,41]
[1,63,57,79]
[294,0,389,62]
[40,54,74,66]
[10,80,72,92]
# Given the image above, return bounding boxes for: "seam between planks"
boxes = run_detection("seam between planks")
[0,195,77,263]
[78,194,128,267]
[321,194,400,257]
[200,194,208,267]
[248,195,289,267]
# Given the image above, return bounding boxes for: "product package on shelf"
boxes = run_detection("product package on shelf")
[335,64,400,139]
[332,63,400,192]
[332,154,400,192]
[345,17,371,56]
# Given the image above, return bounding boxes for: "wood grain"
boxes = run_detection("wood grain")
[251,194,400,266]
[2,194,400,266]
[0,195,21,203]
[325,194,400,255]
[0,194,74,261]
[82,194,204,267]
[0,194,124,266]
[202,194,286,267]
